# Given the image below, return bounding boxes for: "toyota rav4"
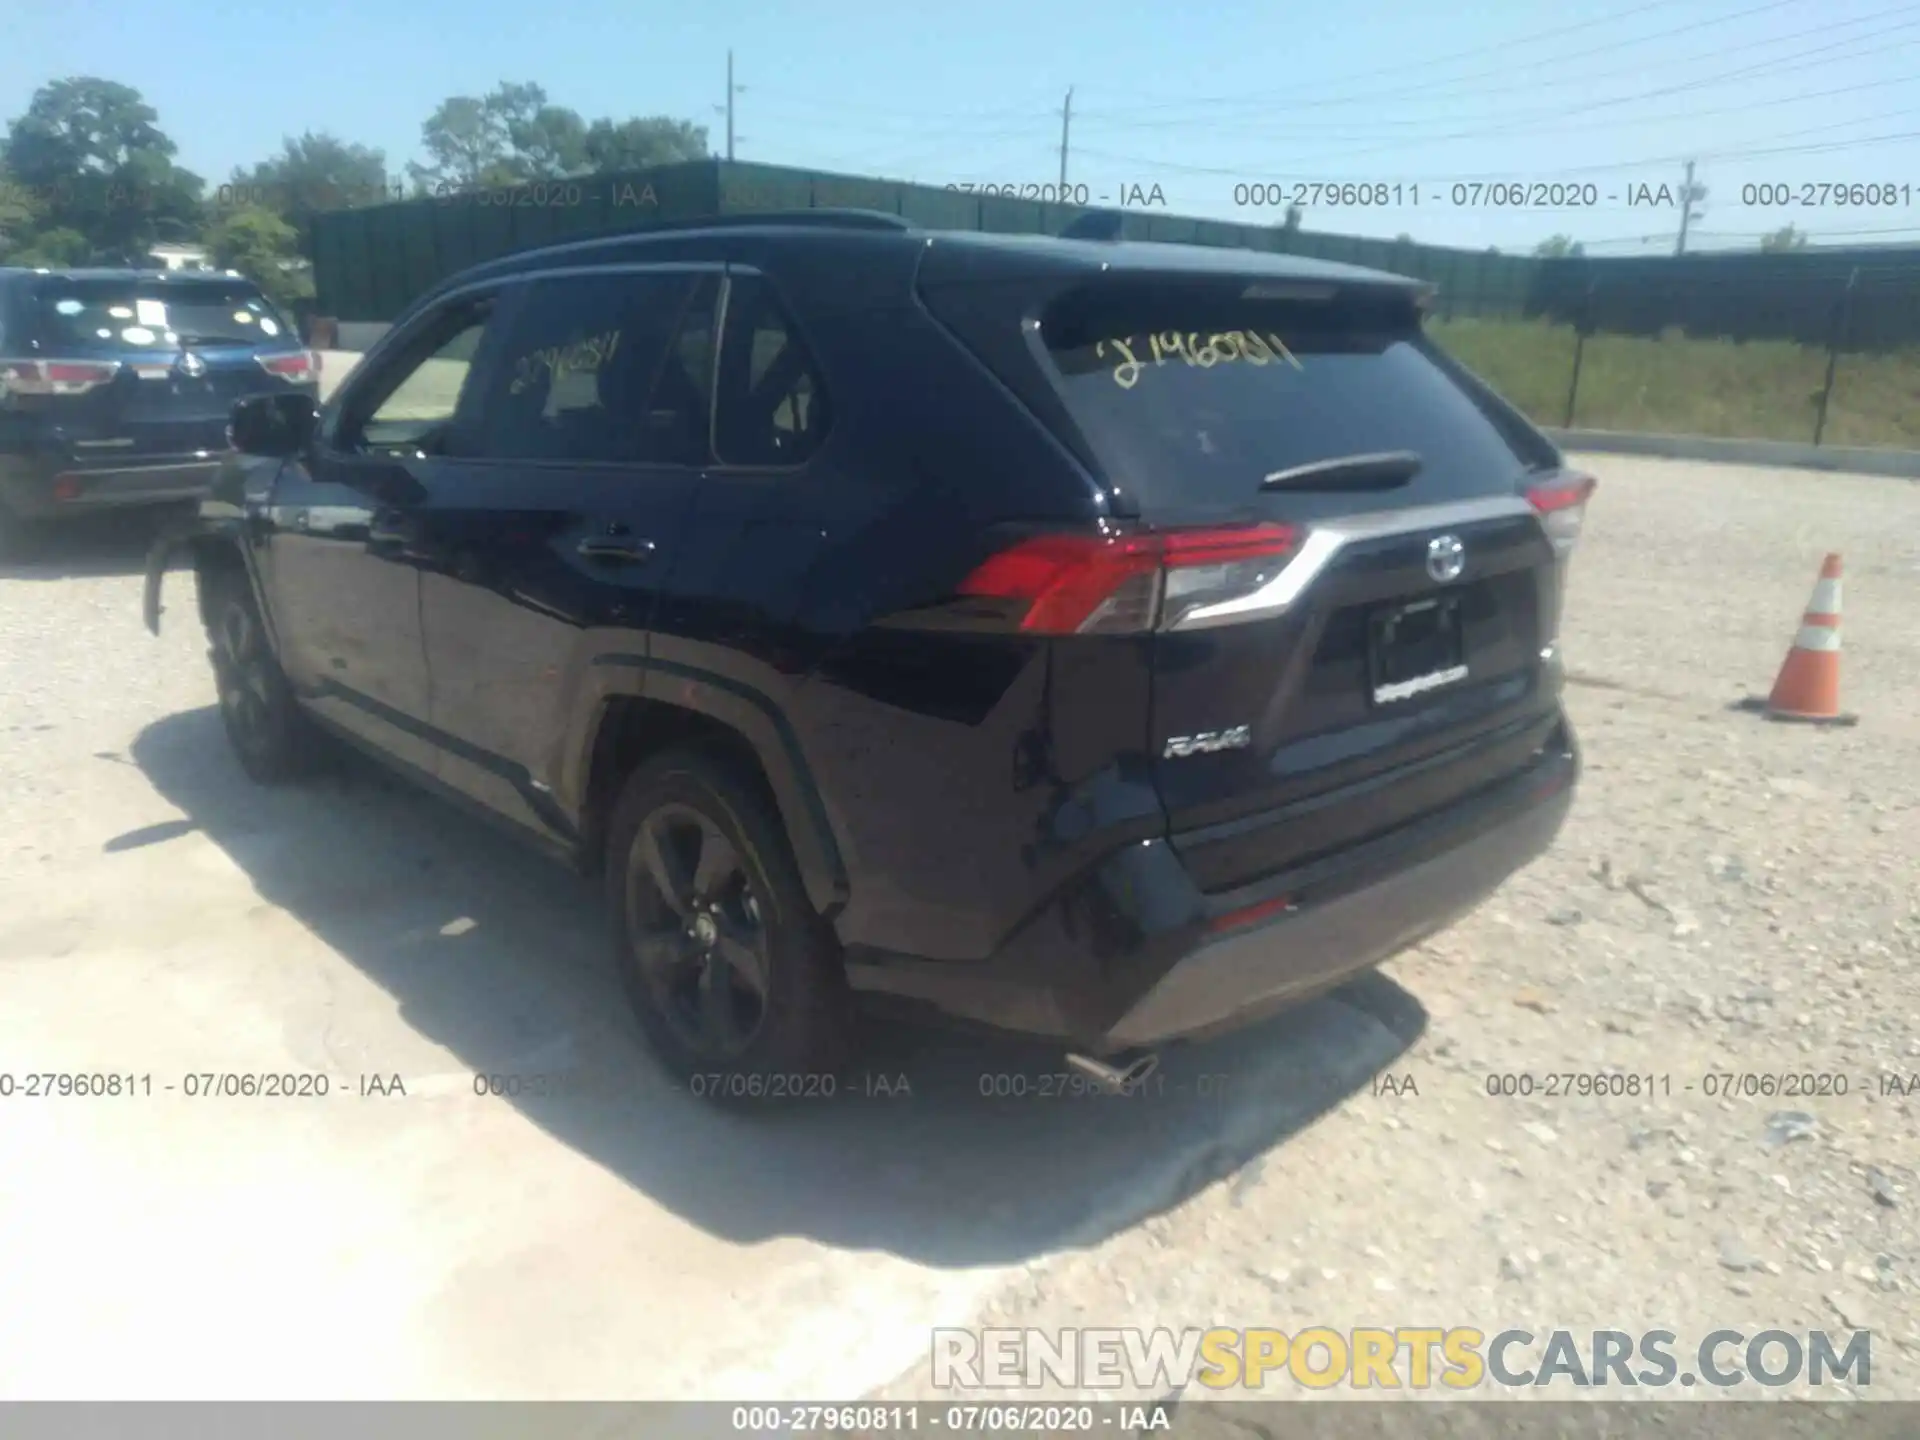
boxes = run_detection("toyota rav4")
[142,210,1589,1100]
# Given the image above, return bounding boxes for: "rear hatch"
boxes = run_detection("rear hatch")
[1046,278,1571,890]
[925,255,1584,895]
[2,275,316,467]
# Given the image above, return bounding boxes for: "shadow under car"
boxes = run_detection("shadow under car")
[126,704,1427,1267]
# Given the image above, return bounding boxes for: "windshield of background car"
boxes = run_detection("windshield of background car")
[23,279,295,355]
[1040,284,1550,517]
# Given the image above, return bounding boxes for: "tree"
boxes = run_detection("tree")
[0,162,42,259]
[203,205,314,314]
[229,132,388,247]
[409,93,520,192]
[407,83,711,192]
[2,77,203,262]
[582,116,708,172]
[1760,224,1809,253]
[1534,234,1585,258]
[1281,203,1302,232]
[493,82,591,177]
[2,225,89,267]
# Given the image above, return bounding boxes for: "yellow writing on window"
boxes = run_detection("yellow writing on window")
[509,329,622,396]
[1093,330,1304,389]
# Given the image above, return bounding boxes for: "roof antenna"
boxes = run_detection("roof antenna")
[1059,209,1125,242]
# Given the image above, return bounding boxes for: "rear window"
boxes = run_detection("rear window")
[22,279,293,356]
[1041,286,1548,516]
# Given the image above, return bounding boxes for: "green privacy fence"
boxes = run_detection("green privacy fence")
[309,158,1541,324]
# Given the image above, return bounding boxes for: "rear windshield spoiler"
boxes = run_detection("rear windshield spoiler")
[915,237,1434,308]
[1037,275,1434,352]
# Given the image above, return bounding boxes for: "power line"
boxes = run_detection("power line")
[1072,73,1920,150]
[1075,122,1920,183]
[774,68,1920,175]
[1079,3,1920,135]
[1465,125,1920,178]
[723,6,1913,181]
[741,87,1054,125]
[1689,223,1920,239]
[731,0,1847,137]
[743,106,1051,142]
[1118,26,1920,173]
[1329,24,1920,162]
[1075,0,1811,117]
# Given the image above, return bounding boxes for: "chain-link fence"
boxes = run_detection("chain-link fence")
[1426,267,1920,451]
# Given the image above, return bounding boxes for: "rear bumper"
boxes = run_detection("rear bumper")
[1104,735,1575,1049]
[0,453,223,518]
[844,716,1579,1052]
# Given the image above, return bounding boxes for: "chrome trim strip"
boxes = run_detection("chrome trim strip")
[417,261,732,315]
[1165,494,1539,632]
[66,460,225,475]
[496,260,731,284]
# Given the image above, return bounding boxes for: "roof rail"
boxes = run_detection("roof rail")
[620,208,912,235]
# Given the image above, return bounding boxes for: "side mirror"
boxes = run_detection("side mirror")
[228,392,317,458]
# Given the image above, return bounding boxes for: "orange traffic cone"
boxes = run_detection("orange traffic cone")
[1763,554,1856,726]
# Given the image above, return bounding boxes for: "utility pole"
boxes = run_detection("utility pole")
[1675,159,1704,255]
[726,50,736,161]
[1058,86,1074,191]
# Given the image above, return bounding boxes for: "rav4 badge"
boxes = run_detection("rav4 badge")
[1164,725,1253,759]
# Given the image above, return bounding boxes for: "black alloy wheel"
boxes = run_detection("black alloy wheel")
[625,802,774,1059]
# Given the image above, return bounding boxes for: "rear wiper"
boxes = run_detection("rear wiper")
[1259,450,1422,492]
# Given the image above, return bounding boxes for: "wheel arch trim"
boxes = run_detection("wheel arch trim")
[575,654,851,918]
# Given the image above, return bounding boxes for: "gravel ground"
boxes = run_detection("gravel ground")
[0,455,1914,1414]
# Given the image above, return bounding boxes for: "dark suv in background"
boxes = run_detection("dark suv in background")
[0,266,318,552]
[144,211,1590,1101]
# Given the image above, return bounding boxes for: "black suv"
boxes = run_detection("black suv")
[0,266,318,552]
[143,211,1588,1097]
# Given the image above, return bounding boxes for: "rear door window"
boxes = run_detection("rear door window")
[1041,285,1549,519]
[22,278,294,355]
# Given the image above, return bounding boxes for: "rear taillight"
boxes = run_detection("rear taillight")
[1526,471,1597,558]
[956,523,1303,635]
[0,359,122,396]
[256,350,316,382]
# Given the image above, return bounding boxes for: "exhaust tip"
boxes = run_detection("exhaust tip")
[1065,1050,1160,1094]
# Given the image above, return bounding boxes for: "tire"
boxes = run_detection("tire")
[201,568,324,784]
[605,749,853,1104]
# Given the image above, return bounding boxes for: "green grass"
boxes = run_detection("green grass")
[1428,316,1920,450]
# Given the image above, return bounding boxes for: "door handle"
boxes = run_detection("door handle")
[577,538,655,564]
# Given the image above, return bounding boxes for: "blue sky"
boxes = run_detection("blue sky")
[7,0,1920,256]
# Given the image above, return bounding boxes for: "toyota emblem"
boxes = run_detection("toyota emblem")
[176,351,207,379]
[1426,534,1466,584]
